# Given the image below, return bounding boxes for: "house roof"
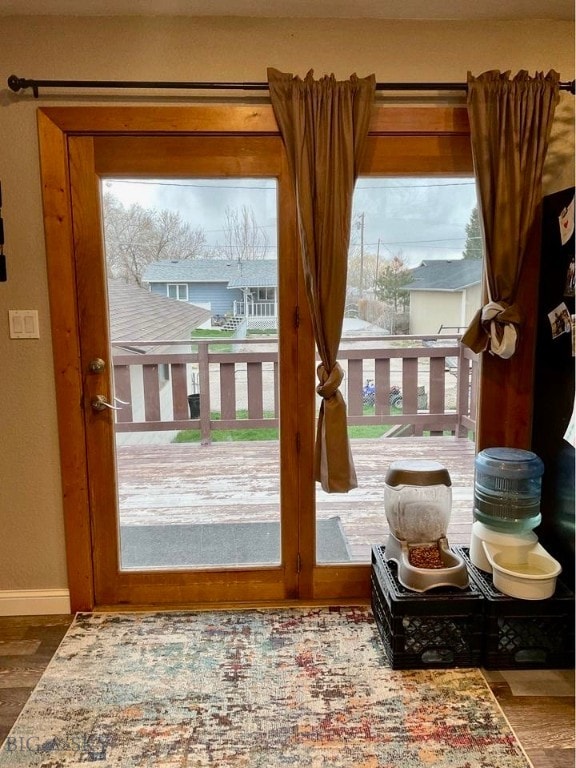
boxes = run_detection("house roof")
[143,259,278,289]
[226,260,277,288]
[409,259,482,292]
[108,278,211,343]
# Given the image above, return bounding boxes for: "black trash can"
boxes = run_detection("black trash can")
[187,393,200,418]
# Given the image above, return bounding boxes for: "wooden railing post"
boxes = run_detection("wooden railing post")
[197,341,212,445]
[111,334,474,441]
[456,343,469,438]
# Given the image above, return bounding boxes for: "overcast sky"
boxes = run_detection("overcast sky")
[105,175,478,268]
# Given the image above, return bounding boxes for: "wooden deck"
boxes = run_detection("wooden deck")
[116,436,476,562]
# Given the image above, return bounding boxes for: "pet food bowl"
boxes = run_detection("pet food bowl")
[385,533,469,592]
[470,521,539,573]
[384,460,468,592]
[481,538,562,600]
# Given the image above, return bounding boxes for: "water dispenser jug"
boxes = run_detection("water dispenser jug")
[470,448,562,599]
[474,447,544,534]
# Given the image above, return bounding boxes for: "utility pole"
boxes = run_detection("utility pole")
[375,238,380,286]
[359,212,365,298]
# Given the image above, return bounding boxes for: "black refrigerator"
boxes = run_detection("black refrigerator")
[531,186,575,588]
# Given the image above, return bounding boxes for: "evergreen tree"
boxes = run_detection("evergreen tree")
[463,205,483,260]
[374,254,413,313]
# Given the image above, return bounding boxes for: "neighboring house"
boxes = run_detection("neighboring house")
[143,259,278,331]
[107,278,211,427]
[108,278,211,349]
[408,260,483,335]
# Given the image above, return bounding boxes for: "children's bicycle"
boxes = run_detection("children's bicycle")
[362,379,402,407]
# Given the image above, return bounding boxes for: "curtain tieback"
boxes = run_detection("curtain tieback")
[480,301,519,359]
[316,362,344,400]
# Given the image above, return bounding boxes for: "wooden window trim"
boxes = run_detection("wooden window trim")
[38,104,536,610]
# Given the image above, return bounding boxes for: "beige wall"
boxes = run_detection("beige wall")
[464,284,483,327]
[410,284,484,334]
[0,15,574,593]
[410,291,463,335]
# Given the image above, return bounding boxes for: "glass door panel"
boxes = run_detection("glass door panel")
[67,133,300,606]
[316,176,482,564]
[103,177,283,572]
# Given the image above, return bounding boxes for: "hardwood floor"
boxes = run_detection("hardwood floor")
[0,614,573,767]
[0,615,71,744]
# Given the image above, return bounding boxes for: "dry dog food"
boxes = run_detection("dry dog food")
[408,544,444,569]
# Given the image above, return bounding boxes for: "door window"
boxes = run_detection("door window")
[102,176,283,573]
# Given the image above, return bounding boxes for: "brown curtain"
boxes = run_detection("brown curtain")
[268,68,375,492]
[462,70,560,358]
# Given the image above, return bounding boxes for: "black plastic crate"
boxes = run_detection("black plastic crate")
[455,546,575,670]
[371,545,484,669]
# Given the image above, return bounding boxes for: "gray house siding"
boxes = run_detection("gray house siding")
[145,261,278,330]
[149,283,168,299]
[149,281,242,316]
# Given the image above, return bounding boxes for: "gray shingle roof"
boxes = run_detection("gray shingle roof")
[226,260,277,288]
[108,278,211,342]
[143,259,277,288]
[409,259,482,292]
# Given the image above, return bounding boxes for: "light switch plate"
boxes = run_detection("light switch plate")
[9,310,40,339]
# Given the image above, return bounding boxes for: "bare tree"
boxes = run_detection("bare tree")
[347,252,379,296]
[216,205,270,261]
[102,192,207,285]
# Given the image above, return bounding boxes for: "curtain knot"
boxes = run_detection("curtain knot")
[480,301,520,359]
[316,362,344,400]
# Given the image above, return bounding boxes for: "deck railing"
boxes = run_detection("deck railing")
[233,300,277,317]
[111,335,478,443]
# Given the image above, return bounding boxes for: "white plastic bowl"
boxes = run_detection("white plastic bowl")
[481,540,562,600]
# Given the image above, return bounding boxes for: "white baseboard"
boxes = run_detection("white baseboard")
[0,589,71,616]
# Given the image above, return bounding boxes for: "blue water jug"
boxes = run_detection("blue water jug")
[474,447,544,533]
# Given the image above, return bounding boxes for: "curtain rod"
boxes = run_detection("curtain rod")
[8,74,576,99]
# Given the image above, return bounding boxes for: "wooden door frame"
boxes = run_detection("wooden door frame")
[40,108,307,610]
[68,132,304,607]
[38,104,539,611]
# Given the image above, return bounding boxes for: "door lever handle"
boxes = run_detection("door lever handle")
[114,396,130,405]
[91,394,122,412]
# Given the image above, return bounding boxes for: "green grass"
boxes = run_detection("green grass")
[348,424,393,438]
[173,410,278,443]
[191,329,234,338]
[174,427,280,442]
[346,403,401,438]
[175,424,395,442]
[190,329,235,352]
[174,406,398,443]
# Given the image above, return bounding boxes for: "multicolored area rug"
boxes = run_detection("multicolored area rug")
[0,608,532,767]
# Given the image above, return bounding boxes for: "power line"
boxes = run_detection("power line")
[355,181,476,190]
[107,178,476,192]
[106,179,276,191]
[363,237,467,247]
